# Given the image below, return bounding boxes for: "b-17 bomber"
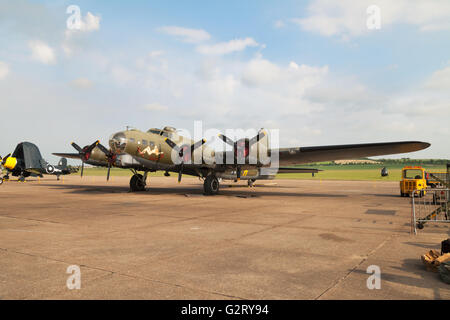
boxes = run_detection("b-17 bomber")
[53,126,430,195]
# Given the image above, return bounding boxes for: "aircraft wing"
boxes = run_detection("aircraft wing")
[52,153,82,160]
[277,167,321,174]
[275,141,430,165]
[24,168,43,175]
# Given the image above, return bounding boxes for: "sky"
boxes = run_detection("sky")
[0,0,449,163]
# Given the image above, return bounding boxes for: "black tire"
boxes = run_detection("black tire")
[204,175,219,195]
[130,174,146,192]
[417,223,424,230]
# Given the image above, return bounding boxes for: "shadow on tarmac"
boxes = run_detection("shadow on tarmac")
[35,182,348,198]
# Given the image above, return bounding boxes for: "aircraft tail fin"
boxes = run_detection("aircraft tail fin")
[58,158,68,168]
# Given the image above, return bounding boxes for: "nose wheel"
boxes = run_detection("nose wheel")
[130,173,146,192]
[203,175,220,195]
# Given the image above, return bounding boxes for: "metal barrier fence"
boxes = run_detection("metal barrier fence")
[411,188,450,234]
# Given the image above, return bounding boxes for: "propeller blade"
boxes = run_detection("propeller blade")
[106,163,111,181]
[80,162,84,178]
[164,138,181,154]
[190,139,206,154]
[178,168,182,183]
[218,134,235,147]
[1,153,10,165]
[86,140,99,154]
[248,130,266,147]
[97,143,109,155]
[71,142,83,153]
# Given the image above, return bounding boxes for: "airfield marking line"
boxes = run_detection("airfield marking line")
[314,234,396,300]
[0,246,245,300]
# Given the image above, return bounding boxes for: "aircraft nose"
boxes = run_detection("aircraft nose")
[109,132,127,153]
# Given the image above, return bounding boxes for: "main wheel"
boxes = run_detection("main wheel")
[130,174,146,192]
[203,175,219,195]
[248,179,256,187]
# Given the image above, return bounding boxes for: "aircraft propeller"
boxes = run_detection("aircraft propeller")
[1,153,11,166]
[164,138,206,183]
[96,143,117,181]
[70,141,99,177]
[217,130,266,180]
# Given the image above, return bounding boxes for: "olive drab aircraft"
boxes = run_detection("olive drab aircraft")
[53,126,430,195]
[0,142,77,184]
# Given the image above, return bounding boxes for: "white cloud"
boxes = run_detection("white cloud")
[149,50,165,58]
[66,12,101,36]
[158,26,211,43]
[29,40,56,64]
[424,65,450,91]
[242,55,328,89]
[81,12,101,32]
[197,38,259,55]
[70,78,93,89]
[0,62,10,79]
[111,65,135,85]
[274,20,286,29]
[143,103,169,111]
[293,0,450,39]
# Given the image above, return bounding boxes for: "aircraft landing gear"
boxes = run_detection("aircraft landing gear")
[248,179,256,187]
[130,173,147,192]
[18,176,25,182]
[203,175,219,195]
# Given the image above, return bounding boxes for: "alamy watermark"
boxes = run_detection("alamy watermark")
[66,265,81,290]
[366,265,381,290]
[367,5,381,30]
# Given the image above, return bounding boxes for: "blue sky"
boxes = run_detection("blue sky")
[0,0,449,162]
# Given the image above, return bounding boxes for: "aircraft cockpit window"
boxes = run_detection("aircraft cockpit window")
[148,129,161,135]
